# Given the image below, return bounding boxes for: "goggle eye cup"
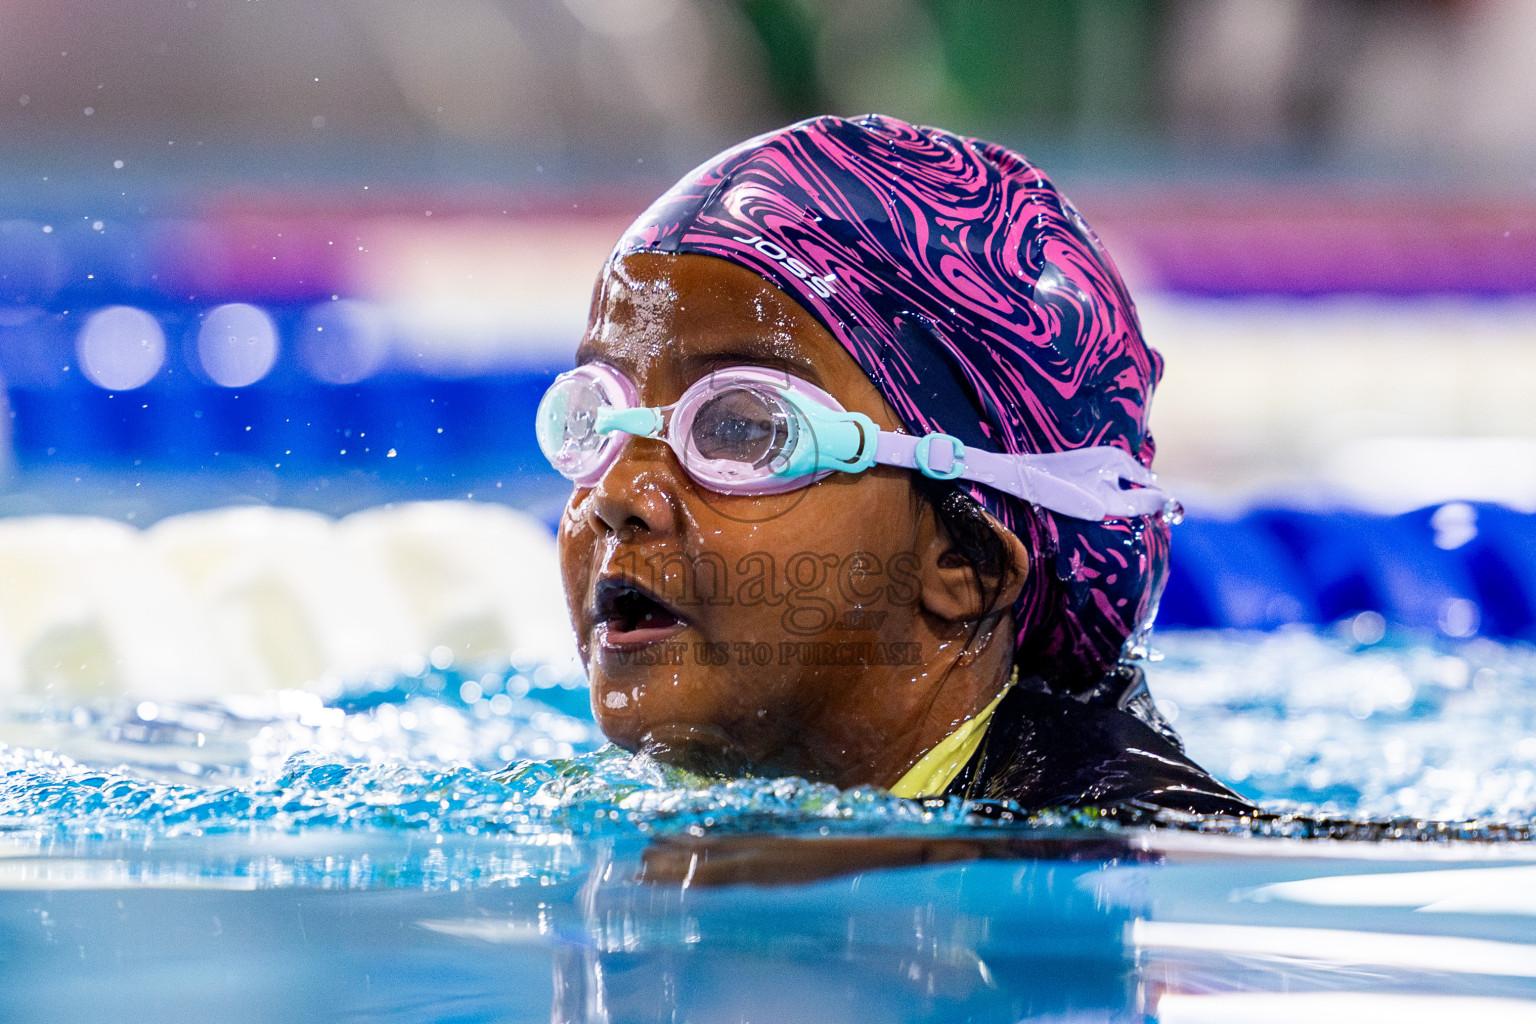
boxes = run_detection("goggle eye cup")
[535,366,635,485]
[683,386,792,466]
[670,371,827,495]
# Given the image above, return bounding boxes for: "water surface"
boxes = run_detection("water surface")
[3,628,1535,1022]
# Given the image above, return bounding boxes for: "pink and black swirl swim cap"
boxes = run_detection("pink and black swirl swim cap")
[614,113,1169,693]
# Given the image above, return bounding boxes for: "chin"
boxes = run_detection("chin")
[612,720,750,778]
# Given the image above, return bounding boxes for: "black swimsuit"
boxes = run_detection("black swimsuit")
[943,668,1255,816]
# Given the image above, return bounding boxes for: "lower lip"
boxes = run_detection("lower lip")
[597,620,688,650]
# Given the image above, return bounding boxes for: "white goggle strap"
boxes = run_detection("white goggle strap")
[872,432,1173,521]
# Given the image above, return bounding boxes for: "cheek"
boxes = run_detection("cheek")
[694,484,921,635]
[558,495,597,605]
[789,478,921,564]
[779,482,924,622]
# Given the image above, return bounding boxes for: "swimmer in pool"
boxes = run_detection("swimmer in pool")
[540,114,1252,817]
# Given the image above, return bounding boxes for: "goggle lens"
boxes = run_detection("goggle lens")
[687,387,792,468]
[536,365,828,496]
[536,373,616,479]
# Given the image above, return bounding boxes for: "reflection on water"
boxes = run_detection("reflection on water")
[5,826,1536,1023]
[2,628,1536,1021]
[0,833,1145,1023]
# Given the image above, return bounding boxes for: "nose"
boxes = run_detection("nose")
[586,435,682,541]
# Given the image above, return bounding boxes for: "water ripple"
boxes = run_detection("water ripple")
[1,630,1534,870]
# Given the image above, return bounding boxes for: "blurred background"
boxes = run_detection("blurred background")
[3,0,1536,695]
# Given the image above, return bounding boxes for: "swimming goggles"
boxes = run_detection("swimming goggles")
[535,363,1174,521]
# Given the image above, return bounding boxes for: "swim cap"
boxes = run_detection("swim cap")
[614,114,1169,693]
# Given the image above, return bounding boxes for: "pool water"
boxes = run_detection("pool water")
[3,628,1535,1022]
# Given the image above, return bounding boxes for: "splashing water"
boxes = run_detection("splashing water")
[0,660,987,866]
[1153,628,1536,822]
[3,628,1534,867]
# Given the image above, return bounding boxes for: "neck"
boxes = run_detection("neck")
[821,614,1017,790]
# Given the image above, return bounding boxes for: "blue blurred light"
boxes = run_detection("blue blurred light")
[297,300,390,385]
[197,303,279,387]
[76,306,166,391]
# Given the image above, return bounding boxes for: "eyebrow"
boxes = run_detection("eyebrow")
[691,348,824,386]
[571,341,827,390]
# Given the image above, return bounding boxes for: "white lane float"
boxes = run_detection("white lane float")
[0,502,575,699]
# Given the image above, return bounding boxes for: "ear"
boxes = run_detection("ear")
[915,506,1030,623]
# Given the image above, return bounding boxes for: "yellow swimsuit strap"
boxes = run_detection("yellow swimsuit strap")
[889,670,1016,800]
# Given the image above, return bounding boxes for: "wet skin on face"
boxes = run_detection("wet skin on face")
[560,252,1028,789]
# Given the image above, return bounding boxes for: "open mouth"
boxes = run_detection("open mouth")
[593,576,687,648]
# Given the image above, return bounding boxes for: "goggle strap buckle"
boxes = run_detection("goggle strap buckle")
[913,432,966,480]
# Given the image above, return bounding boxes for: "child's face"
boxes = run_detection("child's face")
[560,251,946,782]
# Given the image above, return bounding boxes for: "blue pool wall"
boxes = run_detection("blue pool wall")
[1159,504,1536,640]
